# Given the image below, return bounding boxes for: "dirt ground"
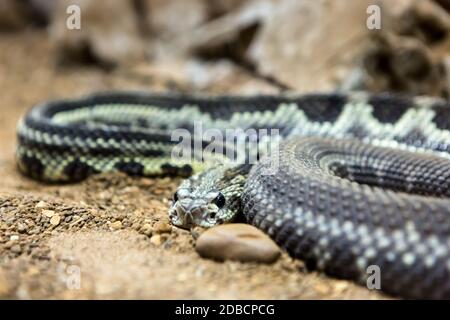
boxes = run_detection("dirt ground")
[0,31,387,299]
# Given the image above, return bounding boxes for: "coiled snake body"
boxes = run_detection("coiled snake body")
[16,91,450,299]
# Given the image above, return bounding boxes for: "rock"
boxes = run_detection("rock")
[35,201,49,209]
[140,223,153,236]
[50,0,147,67]
[247,0,376,91]
[0,0,51,31]
[359,0,450,96]
[50,214,61,226]
[17,223,28,233]
[0,0,26,30]
[363,32,448,96]
[150,234,169,246]
[42,209,55,218]
[4,241,14,249]
[195,223,281,263]
[179,0,267,64]
[206,0,248,18]
[110,221,123,230]
[146,0,208,36]
[10,244,22,254]
[183,60,279,93]
[9,235,19,241]
[397,0,450,43]
[150,234,162,246]
[153,221,172,234]
[29,227,41,235]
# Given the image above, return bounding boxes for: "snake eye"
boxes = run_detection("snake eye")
[214,193,226,208]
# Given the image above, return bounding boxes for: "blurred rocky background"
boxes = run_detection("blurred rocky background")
[1,0,449,96]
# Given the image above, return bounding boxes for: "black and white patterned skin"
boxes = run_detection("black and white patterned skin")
[244,138,450,299]
[15,91,450,298]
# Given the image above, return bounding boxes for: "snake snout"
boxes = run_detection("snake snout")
[170,198,208,228]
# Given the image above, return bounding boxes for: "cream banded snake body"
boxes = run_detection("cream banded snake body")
[16,91,450,299]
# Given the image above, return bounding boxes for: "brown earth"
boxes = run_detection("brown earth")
[0,31,387,299]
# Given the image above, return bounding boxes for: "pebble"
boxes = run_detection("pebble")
[150,234,169,246]
[195,224,281,263]
[28,227,40,235]
[10,244,22,254]
[140,223,153,236]
[4,241,14,249]
[110,221,123,230]
[17,223,28,233]
[50,214,61,226]
[35,201,48,209]
[150,234,162,246]
[10,235,19,241]
[153,221,172,234]
[42,210,55,218]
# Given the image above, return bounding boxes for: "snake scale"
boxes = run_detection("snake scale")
[16,91,450,299]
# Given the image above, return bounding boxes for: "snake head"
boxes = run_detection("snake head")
[169,188,228,228]
[168,165,246,229]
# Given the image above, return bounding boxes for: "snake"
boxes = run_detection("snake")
[15,91,450,299]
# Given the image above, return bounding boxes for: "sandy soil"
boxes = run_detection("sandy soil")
[0,31,386,299]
